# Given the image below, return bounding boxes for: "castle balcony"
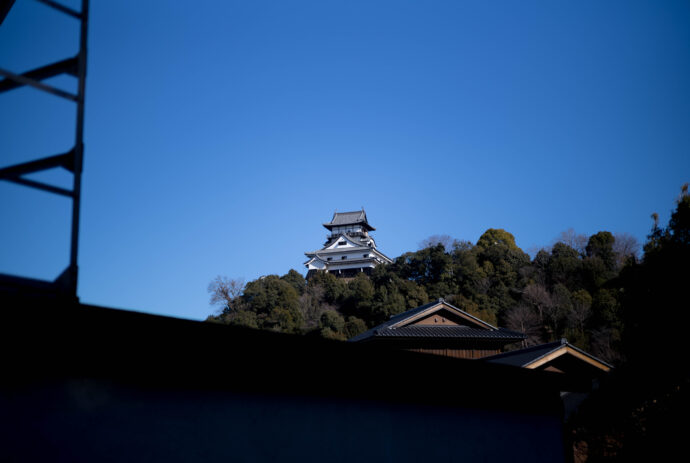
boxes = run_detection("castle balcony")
[329,231,369,239]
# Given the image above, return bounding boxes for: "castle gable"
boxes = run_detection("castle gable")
[325,234,365,250]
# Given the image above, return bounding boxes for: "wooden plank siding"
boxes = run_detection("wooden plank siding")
[408,348,501,360]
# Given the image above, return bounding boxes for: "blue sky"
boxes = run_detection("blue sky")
[1,0,688,320]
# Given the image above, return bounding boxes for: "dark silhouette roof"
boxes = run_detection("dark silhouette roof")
[323,210,375,231]
[0,0,15,26]
[2,291,586,410]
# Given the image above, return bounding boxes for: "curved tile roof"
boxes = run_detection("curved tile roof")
[349,299,526,342]
[373,326,527,340]
[323,210,375,230]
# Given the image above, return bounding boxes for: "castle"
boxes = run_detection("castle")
[304,209,392,278]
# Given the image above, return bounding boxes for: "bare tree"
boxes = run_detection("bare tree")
[613,232,640,268]
[568,289,592,336]
[556,228,588,256]
[505,304,542,346]
[527,245,551,258]
[208,276,245,311]
[544,284,571,339]
[522,283,553,321]
[418,234,456,250]
[590,328,621,365]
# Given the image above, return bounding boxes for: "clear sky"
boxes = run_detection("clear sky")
[1,0,688,320]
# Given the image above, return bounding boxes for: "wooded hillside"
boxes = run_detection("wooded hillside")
[208,186,689,366]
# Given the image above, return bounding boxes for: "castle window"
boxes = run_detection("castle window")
[341,256,347,260]
[338,241,347,246]
[327,257,332,261]
[363,254,369,258]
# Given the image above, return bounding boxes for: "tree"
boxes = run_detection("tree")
[668,182,690,245]
[319,309,346,340]
[450,242,483,296]
[567,185,690,462]
[266,306,301,333]
[581,253,610,291]
[529,249,551,286]
[589,326,621,364]
[613,232,640,269]
[622,184,690,365]
[241,275,303,332]
[544,283,571,340]
[307,270,347,305]
[418,234,456,250]
[395,244,455,294]
[505,304,542,346]
[586,231,616,271]
[340,273,375,321]
[224,309,259,329]
[546,242,582,289]
[475,229,531,320]
[522,283,553,322]
[555,228,588,256]
[343,317,367,339]
[476,228,520,251]
[590,288,620,328]
[567,289,592,344]
[298,284,332,331]
[281,269,306,295]
[207,276,245,312]
[370,285,406,325]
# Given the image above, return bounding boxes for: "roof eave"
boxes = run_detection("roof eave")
[322,222,375,231]
[371,334,527,341]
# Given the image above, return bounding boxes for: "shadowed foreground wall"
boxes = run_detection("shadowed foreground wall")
[0,296,573,462]
[2,380,564,462]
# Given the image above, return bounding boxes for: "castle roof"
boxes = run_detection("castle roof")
[304,232,393,264]
[323,210,375,231]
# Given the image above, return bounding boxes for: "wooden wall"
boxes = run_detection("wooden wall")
[408,347,501,360]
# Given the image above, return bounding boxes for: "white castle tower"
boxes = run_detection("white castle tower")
[304,209,393,278]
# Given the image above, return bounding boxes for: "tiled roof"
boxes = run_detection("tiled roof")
[308,246,372,255]
[305,233,393,264]
[323,210,375,230]
[349,299,526,342]
[484,338,613,370]
[484,341,565,367]
[373,326,527,340]
[313,258,379,266]
[383,299,446,328]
